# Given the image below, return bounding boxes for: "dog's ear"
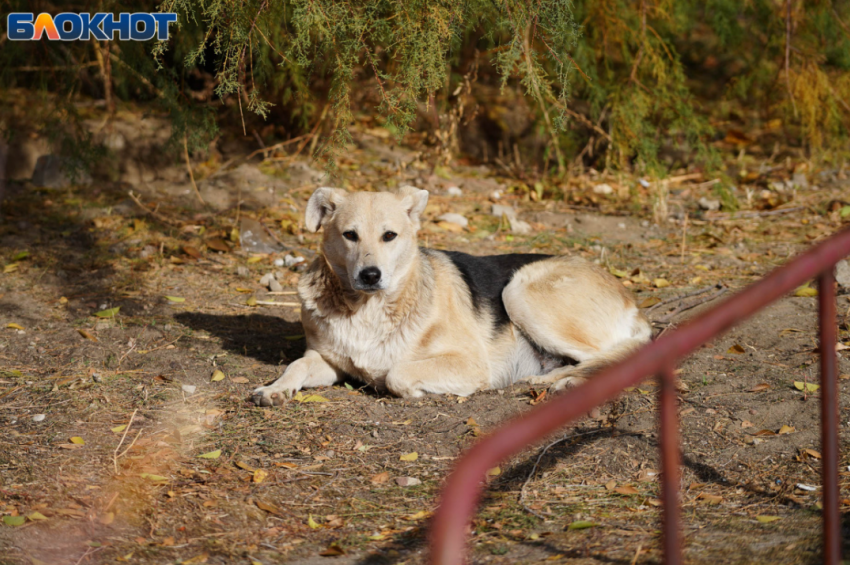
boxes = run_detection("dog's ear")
[396,185,429,229]
[305,187,346,232]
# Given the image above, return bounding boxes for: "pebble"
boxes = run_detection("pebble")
[395,477,422,487]
[437,213,468,228]
[181,384,196,395]
[446,186,463,197]
[268,278,284,292]
[273,258,285,267]
[698,197,721,211]
[236,266,250,277]
[641,220,650,228]
[835,259,850,289]
[618,223,626,229]
[92,373,103,383]
[32,414,45,422]
[259,273,275,286]
[490,190,502,201]
[639,178,651,188]
[284,254,305,267]
[491,204,517,219]
[510,218,532,235]
[593,183,613,195]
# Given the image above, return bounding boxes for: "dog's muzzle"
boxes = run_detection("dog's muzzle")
[355,266,382,291]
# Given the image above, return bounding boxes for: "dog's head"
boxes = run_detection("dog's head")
[305,186,429,293]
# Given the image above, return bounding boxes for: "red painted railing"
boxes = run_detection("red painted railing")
[431,226,850,565]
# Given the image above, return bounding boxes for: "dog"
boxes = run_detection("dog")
[252,185,651,405]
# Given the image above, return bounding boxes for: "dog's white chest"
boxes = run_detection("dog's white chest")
[312,300,410,384]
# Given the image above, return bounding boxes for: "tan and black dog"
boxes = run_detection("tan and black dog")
[252,185,651,404]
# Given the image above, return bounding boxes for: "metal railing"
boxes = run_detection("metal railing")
[431,226,850,565]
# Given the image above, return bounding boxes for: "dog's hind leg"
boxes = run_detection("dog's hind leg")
[252,349,342,406]
[502,257,652,391]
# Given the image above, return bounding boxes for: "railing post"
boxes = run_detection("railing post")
[659,363,682,565]
[819,269,841,565]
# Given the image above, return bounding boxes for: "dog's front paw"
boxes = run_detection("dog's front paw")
[251,384,293,407]
[549,375,588,393]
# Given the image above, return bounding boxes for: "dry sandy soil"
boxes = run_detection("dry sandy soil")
[1,118,850,565]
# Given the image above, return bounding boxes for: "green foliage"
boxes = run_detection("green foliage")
[1,0,849,173]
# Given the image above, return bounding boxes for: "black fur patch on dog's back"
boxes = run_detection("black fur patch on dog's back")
[436,250,551,326]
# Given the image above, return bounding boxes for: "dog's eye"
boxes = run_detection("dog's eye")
[382,231,397,242]
[342,231,358,242]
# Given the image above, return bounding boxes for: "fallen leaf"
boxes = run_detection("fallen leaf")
[466,417,478,427]
[778,425,795,435]
[235,287,253,293]
[308,515,322,529]
[754,429,777,436]
[794,381,820,392]
[111,424,127,433]
[27,511,48,521]
[164,296,185,303]
[746,383,770,392]
[756,515,781,523]
[5,323,24,330]
[235,461,256,473]
[319,543,346,556]
[78,329,98,341]
[247,256,264,264]
[70,436,85,445]
[198,449,222,459]
[609,268,629,278]
[140,473,168,482]
[292,392,328,402]
[568,520,596,530]
[2,515,25,527]
[231,376,250,384]
[741,420,754,429]
[697,493,723,504]
[487,466,501,477]
[255,500,285,517]
[211,370,225,382]
[253,469,268,483]
[804,448,822,459]
[605,480,617,491]
[94,307,120,318]
[183,246,202,259]
[614,486,639,495]
[653,278,671,288]
[370,471,390,484]
[727,344,745,354]
[98,512,114,525]
[404,510,431,521]
[639,296,661,308]
[794,284,817,297]
[206,238,231,252]
[395,476,422,487]
[400,452,418,462]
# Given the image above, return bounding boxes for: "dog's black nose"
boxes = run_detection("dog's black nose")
[358,267,381,286]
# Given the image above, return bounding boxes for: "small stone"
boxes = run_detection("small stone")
[236,266,250,278]
[791,172,809,189]
[181,384,196,395]
[436,213,468,228]
[395,477,422,487]
[284,254,305,267]
[259,273,275,286]
[268,278,284,292]
[490,190,502,201]
[593,183,613,195]
[32,414,45,422]
[835,260,850,289]
[491,204,517,219]
[641,220,650,228]
[446,186,463,197]
[618,222,626,229]
[510,218,532,235]
[639,178,650,188]
[698,197,721,211]
[95,321,111,331]
[92,373,103,383]
[273,258,285,267]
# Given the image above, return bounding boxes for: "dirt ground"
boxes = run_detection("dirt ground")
[1,109,850,565]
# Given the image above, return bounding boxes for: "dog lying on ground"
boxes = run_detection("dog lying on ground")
[252,186,651,405]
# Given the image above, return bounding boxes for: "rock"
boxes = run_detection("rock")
[698,197,721,211]
[791,172,809,190]
[236,266,250,278]
[593,183,613,195]
[268,278,283,292]
[32,155,92,188]
[437,213,468,228]
[510,219,533,235]
[639,178,651,188]
[273,258,285,267]
[491,204,517,219]
[181,384,196,395]
[240,218,284,254]
[618,223,626,229]
[32,414,45,422]
[836,260,850,289]
[490,190,502,201]
[284,254,305,267]
[395,477,421,487]
[103,132,126,152]
[259,273,275,287]
[446,186,463,197]
[770,180,790,193]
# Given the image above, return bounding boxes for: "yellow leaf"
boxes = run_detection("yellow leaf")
[756,515,781,523]
[653,278,671,288]
[246,296,258,306]
[27,511,48,521]
[404,510,431,520]
[140,473,168,482]
[307,515,322,529]
[794,381,820,392]
[400,452,419,462]
[253,469,268,484]
[298,394,329,403]
[778,425,795,435]
[94,307,120,318]
[247,256,264,264]
[78,328,98,342]
[5,323,24,330]
[794,285,817,297]
[211,370,225,382]
[3,263,20,273]
[235,287,253,293]
[111,425,127,433]
[487,466,501,477]
[164,296,185,303]
[70,436,85,445]
[639,296,661,308]
[609,268,629,278]
[198,449,222,459]
[727,344,745,354]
